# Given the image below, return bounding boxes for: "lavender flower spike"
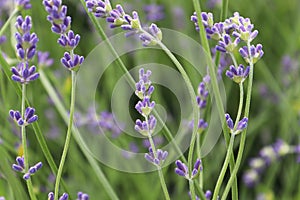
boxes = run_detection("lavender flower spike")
[12,156,25,173]
[77,192,89,200]
[239,44,264,64]
[191,159,202,178]
[175,160,189,178]
[15,0,31,10]
[58,30,81,50]
[216,34,240,53]
[61,52,84,72]
[84,0,112,18]
[11,63,39,84]
[226,64,250,83]
[48,192,69,200]
[9,107,38,126]
[225,113,248,134]
[145,147,168,166]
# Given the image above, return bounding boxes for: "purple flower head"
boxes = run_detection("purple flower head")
[77,192,89,200]
[272,139,290,157]
[135,97,155,116]
[12,156,25,173]
[225,113,234,130]
[231,12,258,42]
[84,0,112,18]
[145,147,168,166]
[15,0,31,10]
[23,162,42,180]
[196,81,209,109]
[43,0,71,34]
[198,119,208,132]
[225,113,247,134]
[15,16,38,61]
[37,51,54,67]
[191,12,214,33]
[58,30,80,50]
[61,52,84,71]
[10,107,38,126]
[135,68,154,99]
[226,64,250,83]
[48,192,68,200]
[205,190,212,200]
[243,169,259,187]
[121,11,142,31]
[139,23,162,47]
[135,115,156,136]
[143,4,165,22]
[107,4,127,28]
[207,0,221,9]
[175,160,189,178]
[239,44,264,64]
[236,117,248,131]
[191,159,202,178]
[11,63,39,84]
[216,34,240,53]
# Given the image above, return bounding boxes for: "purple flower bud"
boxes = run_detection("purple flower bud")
[236,117,248,131]
[143,4,165,22]
[145,147,168,166]
[15,0,32,11]
[48,192,54,200]
[226,64,250,83]
[175,160,188,178]
[37,51,54,67]
[58,30,80,50]
[225,113,234,130]
[77,192,89,200]
[59,193,69,200]
[205,190,212,200]
[23,172,31,180]
[61,52,84,71]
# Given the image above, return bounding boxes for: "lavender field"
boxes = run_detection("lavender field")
[0,0,299,199]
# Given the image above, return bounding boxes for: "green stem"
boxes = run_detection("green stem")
[0,9,18,37]
[234,83,244,130]
[145,116,170,200]
[54,71,77,200]
[192,0,238,198]
[221,42,254,200]
[220,0,229,21]
[196,134,203,189]
[212,134,235,200]
[21,84,36,200]
[39,70,119,199]
[189,179,196,200]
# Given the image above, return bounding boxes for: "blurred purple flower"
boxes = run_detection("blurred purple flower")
[143,4,165,22]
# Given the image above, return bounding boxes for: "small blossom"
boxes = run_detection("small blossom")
[15,0,31,10]
[58,30,80,50]
[175,159,202,180]
[145,147,168,166]
[198,119,208,132]
[11,63,39,84]
[239,44,264,64]
[135,97,155,116]
[12,156,42,180]
[77,192,89,200]
[43,0,71,34]
[243,169,259,187]
[226,64,250,83]
[231,12,258,42]
[84,0,112,18]
[48,192,68,200]
[12,156,25,172]
[225,113,248,134]
[216,34,240,53]
[135,115,156,136]
[9,107,38,126]
[61,52,84,71]
[106,4,127,28]
[205,190,212,200]
[196,82,209,109]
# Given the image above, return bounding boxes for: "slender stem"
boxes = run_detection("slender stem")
[196,134,203,189]
[230,53,238,68]
[39,70,119,200]
[54,71,77,200]
[212,134,235,200]
[145,116,170,200]
[192,0,238,198]
[21,84,36,200]
[220,0,229,21]
[221,42,254,200]
[189,179,196,200]
[234,83,244,130]
[0,9,18,37]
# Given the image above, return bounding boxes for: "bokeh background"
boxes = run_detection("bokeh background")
[0,0,300,199]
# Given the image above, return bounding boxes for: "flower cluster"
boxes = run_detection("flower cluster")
[15,0,31,10]
[191,12,263,82]
[134,68,168,166]
[12,156,42,180]
[84,0,163,46]
[76,192,89,200]
[48,192,68,200]
[225,113,248,135]
[243,139,299,187]
[175,159,202,180]
[9,107,38,126]
[11,16,39,84]
[43,0,84,71]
